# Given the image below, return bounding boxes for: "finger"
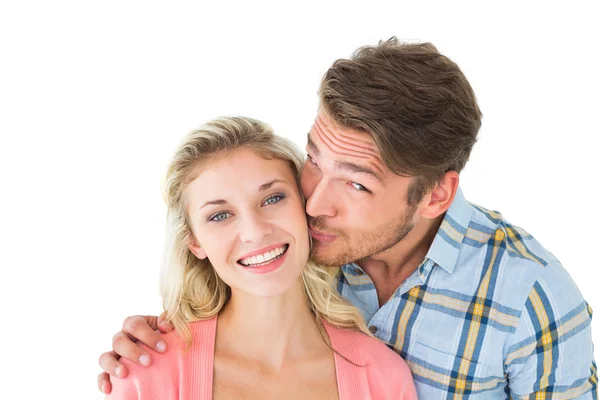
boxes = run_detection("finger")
[113,331,153,367]
[99,350,128,378]
[122,315,167,353]
[97,372,113,394]
[157,320,175,334]
[157,311,175,333]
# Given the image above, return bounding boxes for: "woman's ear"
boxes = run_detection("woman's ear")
[188,237,207,259]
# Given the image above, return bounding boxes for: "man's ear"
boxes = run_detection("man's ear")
[188,237,207,259]
[419,171,460,219]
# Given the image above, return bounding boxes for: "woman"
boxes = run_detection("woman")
[108,117,416,399]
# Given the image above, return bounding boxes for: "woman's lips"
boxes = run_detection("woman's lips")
[237,242,289,261]
[238,245,289,275]
[309,227,337,244]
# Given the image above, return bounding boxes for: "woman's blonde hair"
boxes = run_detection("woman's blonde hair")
[160,116,370,345]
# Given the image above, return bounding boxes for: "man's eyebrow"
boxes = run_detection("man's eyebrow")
[306,133,319,155]
[335,161,383,182]
[199,179,287,210]
[307,131,382,182]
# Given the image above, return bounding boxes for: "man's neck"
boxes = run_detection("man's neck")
[357,214,443,306]
[216,279,326,371]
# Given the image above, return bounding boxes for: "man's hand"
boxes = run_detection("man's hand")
[97,312,174,394]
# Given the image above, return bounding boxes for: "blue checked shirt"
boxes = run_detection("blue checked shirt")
[336,189,597,399]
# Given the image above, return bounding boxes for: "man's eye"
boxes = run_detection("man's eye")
[209,212,231,222]
[263,194,285,206]
[306,154,317,165]
[350,182,370,192]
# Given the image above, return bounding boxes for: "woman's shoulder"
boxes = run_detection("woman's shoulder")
[107,317,217,399]
[187,316,218,342]
[153,316,217,349]
[325,324,417,399]
[330,326,410,369]
[157,316,218,356]
[107,328,183,399]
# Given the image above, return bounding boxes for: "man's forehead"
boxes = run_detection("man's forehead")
[307,113,389,178]
[308,113,379,152]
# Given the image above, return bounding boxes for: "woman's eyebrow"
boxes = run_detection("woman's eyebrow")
[199,179,287,210]
[199,199,227,210]
[258,179,287,192]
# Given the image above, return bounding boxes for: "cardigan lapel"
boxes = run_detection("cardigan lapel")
[181,318,370,400]
[185,317,217,400]
[324,322,371,400]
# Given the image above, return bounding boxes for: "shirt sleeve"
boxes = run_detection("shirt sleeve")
[504,261,597,399]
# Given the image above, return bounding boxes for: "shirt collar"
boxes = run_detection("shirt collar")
[425,187,472,274]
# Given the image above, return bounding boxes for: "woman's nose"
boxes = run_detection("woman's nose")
[238,210,273,243]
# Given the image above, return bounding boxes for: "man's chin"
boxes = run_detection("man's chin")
[309,242,350,267]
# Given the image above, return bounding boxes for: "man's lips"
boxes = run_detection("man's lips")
[309,227,337,244]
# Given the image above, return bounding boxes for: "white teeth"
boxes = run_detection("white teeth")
[239,245,287,266]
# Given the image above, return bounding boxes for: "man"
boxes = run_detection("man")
[98,38,597,398]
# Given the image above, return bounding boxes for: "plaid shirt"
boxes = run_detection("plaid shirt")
[336,189,597,399]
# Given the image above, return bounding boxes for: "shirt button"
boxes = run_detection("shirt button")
[369,325,378,334]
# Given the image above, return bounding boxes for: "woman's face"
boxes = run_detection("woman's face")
[184,147,310,298]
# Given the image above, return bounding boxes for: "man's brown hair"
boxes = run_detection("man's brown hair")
[319,37,482,204]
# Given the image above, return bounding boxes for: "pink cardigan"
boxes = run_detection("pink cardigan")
[108,317,416,400]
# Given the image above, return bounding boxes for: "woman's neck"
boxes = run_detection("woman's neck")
[215,279,326,371]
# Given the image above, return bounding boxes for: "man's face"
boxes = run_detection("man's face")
[300,112,418,266]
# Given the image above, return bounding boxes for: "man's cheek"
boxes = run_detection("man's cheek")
[300,175,315,199]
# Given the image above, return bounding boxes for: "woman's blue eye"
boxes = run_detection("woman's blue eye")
[264,194,284,205]
[209,212,231,222]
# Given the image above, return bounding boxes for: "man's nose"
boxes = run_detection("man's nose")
[305,178,336,218]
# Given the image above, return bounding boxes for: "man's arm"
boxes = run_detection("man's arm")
[97,313,174,394]
[505,262,597,399]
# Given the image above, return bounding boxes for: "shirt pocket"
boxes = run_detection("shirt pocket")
[408,340,507,398]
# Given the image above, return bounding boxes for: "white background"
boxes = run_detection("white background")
[1,1,598,398]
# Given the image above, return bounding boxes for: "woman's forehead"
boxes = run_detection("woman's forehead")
[185,149,296,203]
